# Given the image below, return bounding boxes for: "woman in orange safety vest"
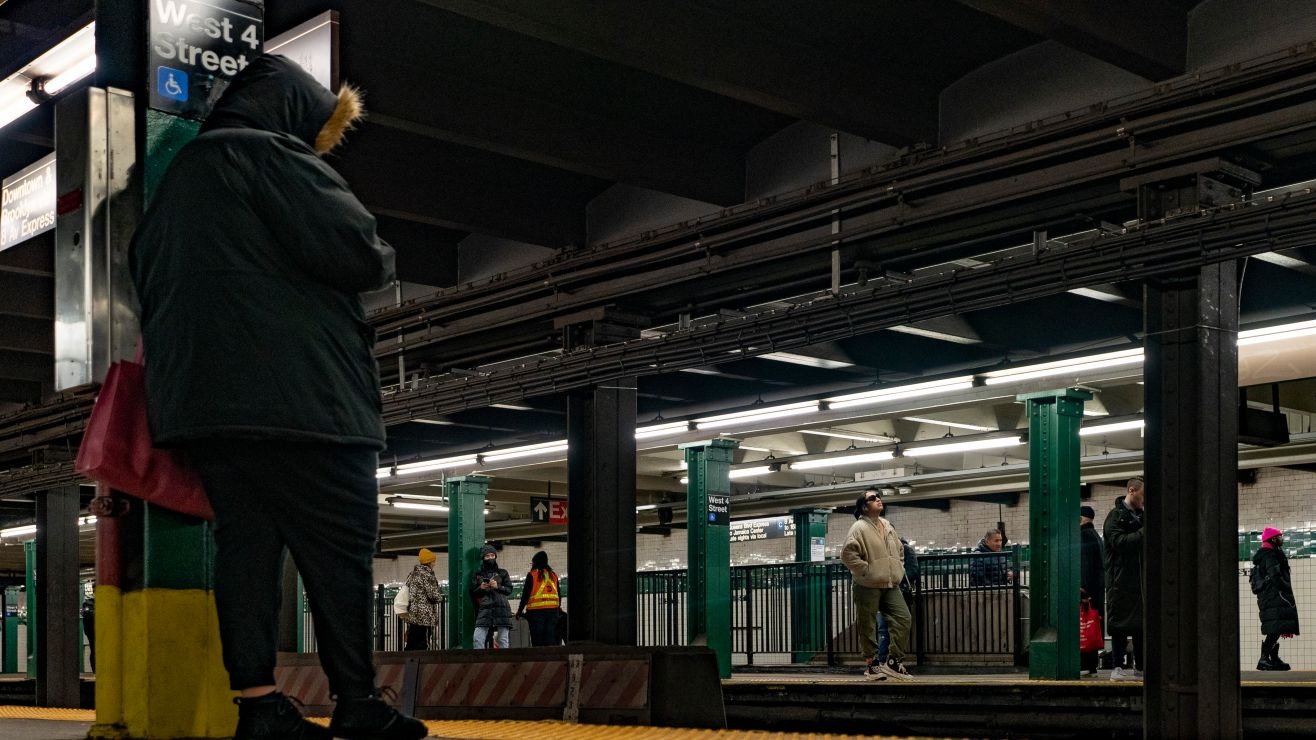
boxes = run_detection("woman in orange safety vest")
[515,550,562,646]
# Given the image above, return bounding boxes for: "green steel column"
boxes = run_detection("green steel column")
[24,539,35,679]
[1018,387,1091,680]
[445,475,490,649]
[681,439,737,679]
[4,615,16,673]
[790,508,829,663]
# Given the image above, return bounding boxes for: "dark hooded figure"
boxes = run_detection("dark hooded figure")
[130,55,423,740]
[1253,527,1300,670]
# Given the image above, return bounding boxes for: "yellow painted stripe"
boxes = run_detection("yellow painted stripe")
[8,711,877,739]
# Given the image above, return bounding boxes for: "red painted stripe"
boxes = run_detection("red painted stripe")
[510,660,549,705]
[578,661,608,705]
[521,662,566,707]
[470,663,509,705]
[615,662,650,708]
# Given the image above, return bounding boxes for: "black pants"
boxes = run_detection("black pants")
[1263,633,1281,654]
[404,625,432,651]
[1112,630,1144,671]
[188,440,378,697]
[526,609,558,646]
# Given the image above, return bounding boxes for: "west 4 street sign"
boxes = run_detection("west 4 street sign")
[148,0,263,119]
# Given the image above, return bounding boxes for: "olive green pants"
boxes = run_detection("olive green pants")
[854,583,911,662]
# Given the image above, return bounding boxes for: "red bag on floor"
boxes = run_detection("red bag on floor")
[75,346,214,520]
[1079,601,1103,653]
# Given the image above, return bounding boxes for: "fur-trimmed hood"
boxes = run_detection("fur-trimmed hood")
[200,53,363,155]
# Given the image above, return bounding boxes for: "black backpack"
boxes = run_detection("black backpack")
[1249,564,1265,595]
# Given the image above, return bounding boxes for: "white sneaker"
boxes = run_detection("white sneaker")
[1110,667,1130,681]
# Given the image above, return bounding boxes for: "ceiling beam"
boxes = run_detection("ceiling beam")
[417,0,938,144]
[337,123,603,248]
[954,0,1186,80]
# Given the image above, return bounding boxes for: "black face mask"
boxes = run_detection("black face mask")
[482,559,498,571]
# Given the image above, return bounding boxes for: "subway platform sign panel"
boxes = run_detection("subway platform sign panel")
[1,154,56,252]
[149,0,263,119]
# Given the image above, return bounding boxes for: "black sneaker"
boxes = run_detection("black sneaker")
[233,692,332,740]
[879,657,914,681]
[329,689,428,740]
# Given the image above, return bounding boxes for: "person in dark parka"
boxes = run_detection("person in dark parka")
[1103,478,1145,680]
[1253,527,1300,670]
[1079,505,1105,623]
[471,545,514,648]
[130,54,423,740]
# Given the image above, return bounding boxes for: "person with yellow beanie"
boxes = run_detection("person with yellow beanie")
[401,548,440,650]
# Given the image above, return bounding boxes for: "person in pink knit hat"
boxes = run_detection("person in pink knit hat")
[1250,527,1300,670]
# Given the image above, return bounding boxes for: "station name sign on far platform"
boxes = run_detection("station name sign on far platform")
[1,154,56,252]
[149,0,263,119]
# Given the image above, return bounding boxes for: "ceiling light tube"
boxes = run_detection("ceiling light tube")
[902,436,1023,456]
[1080,419,1145,436]
[981,349,1142,385]
[635,421,691,440]
[901,416,996,432]
[481,440,569,463]
[390,501,450,512]
[801,429,897,444]
[728,466,774,479]
[384,454,479,477]
[694,401,820,429]
[0,524,37,538]
[759,352,855,369]
[44,53,97,95]
[789,450,895,470]
[825,376,975,410]
[1238,319,1316,346]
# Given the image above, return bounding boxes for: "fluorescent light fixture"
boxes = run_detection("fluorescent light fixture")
[390,501,449,512]
[481,440,568,463]
[789,450,895,470]
[490,403,534,411]
[679,368,723,376]
[901,416,995,432]
[411,418,454,426]
[636,504,660,511]
[383,454,479,478]
[0,524,37,538]
[825,376,975,410]
[694,401,819,430]
[1251,251,1309,269]
[760,352,855,369]
[0,22,96,131]
[981,349,1142,385]
[1238,319,1316,346]
[1080,419,1145,436]
[801,429,896,444]
[903,436,1022,456]
[44,53,97,95]
[635,421,690,440]
[729,466,774,479]
[390,493,447,502]
[887,325,982,345]
[1068,287,1130,304]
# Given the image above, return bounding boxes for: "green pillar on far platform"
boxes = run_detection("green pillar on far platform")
[1018,387,1091,680]
[681,439,737,679]
[791,507,830,663]
[445,475,490,649]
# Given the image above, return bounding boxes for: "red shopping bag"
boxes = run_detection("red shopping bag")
[75,347,214,520]
[1079,601,1103,653]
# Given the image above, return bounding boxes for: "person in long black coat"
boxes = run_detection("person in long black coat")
[1079,506,1105,623]
[131,54,423,740]
[1103,479,1145,679]
[1253,527,1300,670]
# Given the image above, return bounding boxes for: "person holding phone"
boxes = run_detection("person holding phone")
[470,545,513,648]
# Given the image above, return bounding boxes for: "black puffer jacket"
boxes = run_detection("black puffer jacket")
[1253,546,1300,636]
[1080,521,1105,618]
[130,54,395,449]
[470,565,513,628]
[968,541,1010,586]
[1103,496,1144,632]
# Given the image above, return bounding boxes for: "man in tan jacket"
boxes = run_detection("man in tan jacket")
[842,487,913,680]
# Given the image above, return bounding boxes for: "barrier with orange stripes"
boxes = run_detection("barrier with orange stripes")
[275,646,723,728]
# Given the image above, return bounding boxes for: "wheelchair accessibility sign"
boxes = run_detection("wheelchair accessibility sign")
[158,67,188,102]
